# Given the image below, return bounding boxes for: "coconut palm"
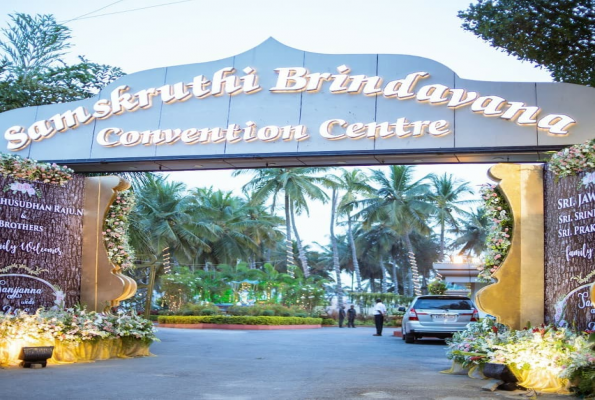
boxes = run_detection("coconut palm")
[355,223,400,293]
[188,188,266,266]
[449,207,489,257]
[235,168,330,277]
[336,169,373,292]
[427,173,476,260]
[242,195,285,268]
[356,166,434,296]
[130,174,214,265]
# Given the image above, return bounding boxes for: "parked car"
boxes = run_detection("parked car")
[401,295,478,343]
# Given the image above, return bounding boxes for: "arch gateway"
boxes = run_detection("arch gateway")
[0,39,593,328]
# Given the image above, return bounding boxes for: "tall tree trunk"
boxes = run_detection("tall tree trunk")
[346,214,363,291]
[439,218,446,261]
[400,267,408,296]
[290,202,310,278]
[266,196,277,263]
[404,234,422,296]
[330,188,343,307]
[379,257,388,293]
[391,260,399,295]
[284,193,295,276]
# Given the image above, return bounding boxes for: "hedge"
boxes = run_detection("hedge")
[158,315,322,325]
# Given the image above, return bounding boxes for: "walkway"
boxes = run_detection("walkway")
[1,327,569,399]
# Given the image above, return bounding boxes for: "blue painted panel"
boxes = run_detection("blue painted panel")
[298,52,378,154]
[454,77,537,148]
[536,83,595,146]
[156,58,234,158]
[90,68,167,160]
[0,38,593,166]
[28,98,96,161]
[375,55,455,151]
[226,38,305,156]
[0,106,38,159]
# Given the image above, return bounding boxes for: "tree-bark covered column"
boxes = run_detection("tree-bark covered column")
[81,176,136,311]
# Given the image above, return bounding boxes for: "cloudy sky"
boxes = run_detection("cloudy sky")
[0,1,553,247]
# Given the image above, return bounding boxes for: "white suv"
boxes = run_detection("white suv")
[401,295,478,343]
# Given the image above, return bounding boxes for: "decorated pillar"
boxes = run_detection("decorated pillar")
[81,176,136,311]
[475,164,545,330]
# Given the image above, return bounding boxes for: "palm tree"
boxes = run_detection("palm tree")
[236,168,330,277]
[188,188,269,266]
[242,195,285,268]
[357,166,434,296]
[130,174,214,265]
[449,207,489,257]
[327,183,345,306]
[355,223,405,293]
[427,173,476,260]
[336,169,373,292]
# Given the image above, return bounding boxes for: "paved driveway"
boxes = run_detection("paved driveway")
[1,327,569,399]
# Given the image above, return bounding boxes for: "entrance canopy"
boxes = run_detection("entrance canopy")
[1,38,593,172]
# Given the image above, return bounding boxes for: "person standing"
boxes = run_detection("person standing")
[372,298,387,336]
[347,305,356,328]
[338,306,346,328]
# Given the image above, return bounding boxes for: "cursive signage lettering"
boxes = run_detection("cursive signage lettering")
[4,68,575,151]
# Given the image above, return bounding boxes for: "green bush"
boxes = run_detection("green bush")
[226,304,309,317]
[158,315,322,325]
[428,280,448,295]
[179,303,222,316]
[321,318,336,326]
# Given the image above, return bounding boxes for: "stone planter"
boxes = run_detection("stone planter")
[483,363,518,383]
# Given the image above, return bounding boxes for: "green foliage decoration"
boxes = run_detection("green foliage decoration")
[158,315,322,325]
[347,292,412,309]
[0,153,73,185]
[427,279,448,295]
[103,189,135,270]
[226,304,309,317]
[548,138,595,179]
[477,184,513,282]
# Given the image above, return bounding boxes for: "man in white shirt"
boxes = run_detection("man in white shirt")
[372,298,387,336]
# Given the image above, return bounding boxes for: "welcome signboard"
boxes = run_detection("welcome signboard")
[0,175,84,312]
[544,170,595,331]
[0,38,594,171]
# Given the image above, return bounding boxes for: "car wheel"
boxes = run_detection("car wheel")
[405,332,415,344]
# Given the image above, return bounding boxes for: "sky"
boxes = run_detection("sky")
[0,1,554,249]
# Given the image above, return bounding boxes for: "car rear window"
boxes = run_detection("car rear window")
[413,299,473,310]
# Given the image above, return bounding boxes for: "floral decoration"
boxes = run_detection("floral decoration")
[3,181,42,197]
[548,138,595,179]
[102,189,135,270]
[446,318,509,368]
[0,153,73,185]
[446,321,595,395]
[477,184,513,282]
[0,307,157,344]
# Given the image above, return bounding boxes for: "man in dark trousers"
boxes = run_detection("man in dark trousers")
[372,298,387,336]
[338,306,346,328]
[347,305,356,328]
